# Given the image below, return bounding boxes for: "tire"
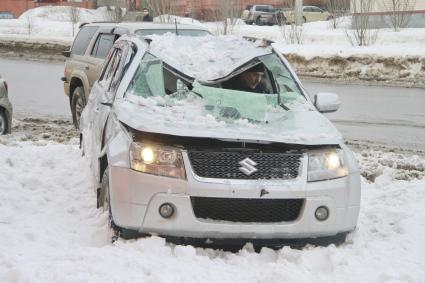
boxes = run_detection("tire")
[255,17,263,26]
[99,167,141,242]
[0,111,8,135]
[71,86,86,129]
[302,16,307,24]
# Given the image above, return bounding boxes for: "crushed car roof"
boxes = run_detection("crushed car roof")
[146,34,272,82]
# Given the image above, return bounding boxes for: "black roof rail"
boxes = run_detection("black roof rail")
[78,21,120,29]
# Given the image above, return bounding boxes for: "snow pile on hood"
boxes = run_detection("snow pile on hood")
[148,34,271,81]
[1,140,425,282]
[117,92,341,145]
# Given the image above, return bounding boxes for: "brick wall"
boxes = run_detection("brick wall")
[0,0,35,17]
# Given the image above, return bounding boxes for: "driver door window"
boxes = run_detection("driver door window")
[98,48,123,98]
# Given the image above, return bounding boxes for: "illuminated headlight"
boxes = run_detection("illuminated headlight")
[130,142,186,179]
[308,149,348,182]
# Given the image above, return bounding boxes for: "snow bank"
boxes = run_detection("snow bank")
[205,19,425,85]
[206,19,425,59]
[0,6,109,39]
[0,134,424,282]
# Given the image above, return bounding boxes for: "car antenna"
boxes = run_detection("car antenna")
[175,18,179,35]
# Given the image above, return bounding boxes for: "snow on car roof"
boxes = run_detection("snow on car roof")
[147,34,272,82]
[85,22,208,32]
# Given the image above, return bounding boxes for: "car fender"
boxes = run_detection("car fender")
[70,70,90,101]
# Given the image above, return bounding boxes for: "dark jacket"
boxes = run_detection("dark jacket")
[142,14,153,22]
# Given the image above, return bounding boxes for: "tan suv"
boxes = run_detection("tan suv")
[62,22,211,128]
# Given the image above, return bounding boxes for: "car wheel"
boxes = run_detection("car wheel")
[99,167,120,242]
[99,167,141,242]
[71,86,86,129]
[0,111,8,135]
[303,16,307,23]
[255,17,262,26]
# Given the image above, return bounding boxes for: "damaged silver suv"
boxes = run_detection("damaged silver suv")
[81,34,361,247]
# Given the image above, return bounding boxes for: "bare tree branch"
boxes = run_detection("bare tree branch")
[381,0,416,31]
[326,0,349,29]
[70,6,81,37]
[345,0,379,46]
[146,0,176,23]
[213,0,242,35]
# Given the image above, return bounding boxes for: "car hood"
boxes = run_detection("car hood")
[114,98,343,146]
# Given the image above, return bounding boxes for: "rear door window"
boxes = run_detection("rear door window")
[91,33,116,59]
[71,26,98,56]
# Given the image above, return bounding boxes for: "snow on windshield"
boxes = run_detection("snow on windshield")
[147,34,270,81]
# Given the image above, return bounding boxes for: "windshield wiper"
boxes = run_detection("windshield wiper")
[273,75,290,111]
[279,100,290,111]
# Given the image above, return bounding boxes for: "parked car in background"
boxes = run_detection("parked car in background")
[81,34,361,247]
[0,74,12,135]
[242,5,282,25]
[0,11,15,19]
[62,22,211,128]
[283,6,332,24]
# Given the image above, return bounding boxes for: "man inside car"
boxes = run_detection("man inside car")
[225,64,270,94]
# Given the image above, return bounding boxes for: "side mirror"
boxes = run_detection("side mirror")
[62,50,71,58]
[314,92,340,113]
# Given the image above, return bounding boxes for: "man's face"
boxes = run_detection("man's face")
[242,72,263,89]
[143,9,149,15]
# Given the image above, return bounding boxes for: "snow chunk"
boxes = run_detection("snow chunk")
[148,34,270,81]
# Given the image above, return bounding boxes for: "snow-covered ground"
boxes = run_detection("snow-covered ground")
[1,6,424,59]
[1,6,423,84]
[217,19,425,59]
[0,121,424,282]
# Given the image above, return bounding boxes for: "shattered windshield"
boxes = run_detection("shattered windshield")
[126,52,310,124]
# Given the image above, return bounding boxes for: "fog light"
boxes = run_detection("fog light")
[159,203,175,218]
[315,206,329,221]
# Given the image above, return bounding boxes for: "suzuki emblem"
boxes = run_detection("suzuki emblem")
[238,158,258,176]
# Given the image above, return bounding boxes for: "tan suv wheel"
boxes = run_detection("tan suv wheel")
[0,111,8,135]
[71,86,86,129]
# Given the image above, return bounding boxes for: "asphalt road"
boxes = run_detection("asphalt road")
[1,58,424,150]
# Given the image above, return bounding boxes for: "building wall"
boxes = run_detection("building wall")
[351,0,425,13]
[0,0,35,17]
[350,0,425,28]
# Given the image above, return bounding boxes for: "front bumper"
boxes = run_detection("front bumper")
[108,153,360,239]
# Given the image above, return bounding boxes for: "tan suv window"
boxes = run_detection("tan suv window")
[91,33,116,59]
[71,26,98,56]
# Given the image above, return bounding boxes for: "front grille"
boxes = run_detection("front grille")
[191,197,304,223]
[188,151,302,180]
